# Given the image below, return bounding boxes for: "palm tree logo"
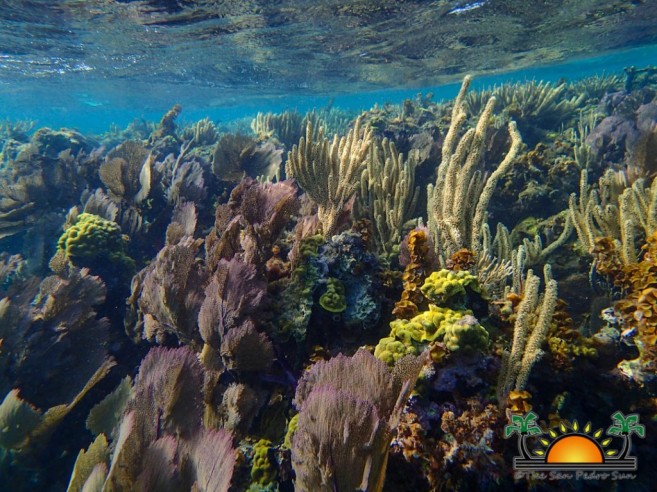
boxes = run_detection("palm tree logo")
[505,411,645,472]
[607,411,645,460]
[504,411,542,461]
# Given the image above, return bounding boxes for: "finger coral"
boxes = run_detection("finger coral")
[286,115,372,235]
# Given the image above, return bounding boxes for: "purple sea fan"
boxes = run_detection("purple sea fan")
[239,178,298,239]
[198,258,266,346]
[132,346,204,439]
[188,428,236,492]
[134,435,180,491]
[206,177,299,267]
[293,387,387,491]
[129,235,208,346]
[10,267,110,408]
[291,349,425,492]
[220,320,275,372]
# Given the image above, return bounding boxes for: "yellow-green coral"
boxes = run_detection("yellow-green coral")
[282,413,299,450]
[374,336,419,365]
[375,305,488,363]
[319,277,347,313]
[390,305,464,344]
[251,439,277,486]
[442,314,489,351]
[420,269,479,306]
[57,213,128,265]
[57,213,123,261]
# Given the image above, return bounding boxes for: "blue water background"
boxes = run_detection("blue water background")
[2,43,656,135]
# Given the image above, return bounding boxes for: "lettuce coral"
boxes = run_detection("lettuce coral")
[319,277,347,313]
[420,269,479,307]
[376,305,488,364]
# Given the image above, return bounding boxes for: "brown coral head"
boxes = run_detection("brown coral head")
[446,248,476,272]
[392,299,419,320]
[429,342,449,364]
[351,218,373,249]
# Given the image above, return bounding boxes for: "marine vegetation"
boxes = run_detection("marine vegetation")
[2,70,657,492]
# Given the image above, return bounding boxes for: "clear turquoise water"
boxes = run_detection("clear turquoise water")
[2,1,657,132]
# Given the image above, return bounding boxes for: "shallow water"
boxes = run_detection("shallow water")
[1,0,657,129]
[2,2,657,492]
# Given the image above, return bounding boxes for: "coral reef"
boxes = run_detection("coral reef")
[1,72,656,491]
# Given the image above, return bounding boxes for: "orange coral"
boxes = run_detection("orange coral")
[592,236,626,287]
[615,231,657,382]
[446,248,476,272]
[392,410,426,462]
[392,229,431,319]
[351,218,373,250]
[265,245,290,281]
[547,299,597,370]
[507,390,532,414]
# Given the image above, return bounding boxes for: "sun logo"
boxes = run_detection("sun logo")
[505,411,645,472]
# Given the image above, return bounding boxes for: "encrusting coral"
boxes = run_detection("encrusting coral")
[319,277,347,313]
[250,438,277,486]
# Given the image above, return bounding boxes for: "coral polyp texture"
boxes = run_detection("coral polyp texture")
[3,71,657,492]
